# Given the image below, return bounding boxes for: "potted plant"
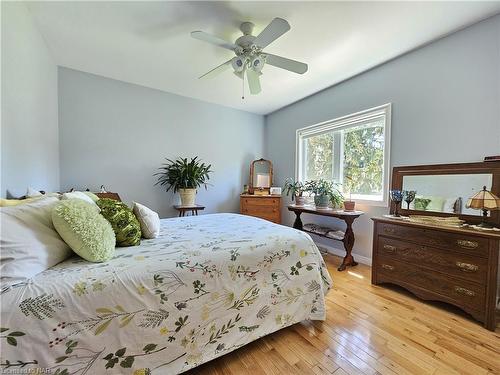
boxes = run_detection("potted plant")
[155,157,212,206]
[306,179,343,209]
[343,175,355,212]
[283,178,307,206]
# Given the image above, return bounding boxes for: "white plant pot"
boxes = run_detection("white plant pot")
[179,188,196,206]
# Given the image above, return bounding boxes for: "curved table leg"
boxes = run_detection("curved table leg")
[338,217,358,271]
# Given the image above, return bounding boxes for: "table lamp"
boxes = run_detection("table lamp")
[466,186,500,228]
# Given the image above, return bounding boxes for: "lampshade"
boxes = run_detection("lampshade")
[466,186,500,210]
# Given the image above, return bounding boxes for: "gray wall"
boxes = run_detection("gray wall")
[1,2,59,197]
[58,68,264,217]
[265,15,500,261]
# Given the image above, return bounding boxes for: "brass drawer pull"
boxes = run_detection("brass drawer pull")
[456,261,479,272]
[383,227,395,234]
[382,244,396,252]
[454,286,476,297]
[381,264,394,271]
[456,240,479,249]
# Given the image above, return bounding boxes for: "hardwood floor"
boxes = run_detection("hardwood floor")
[186,254,500,375]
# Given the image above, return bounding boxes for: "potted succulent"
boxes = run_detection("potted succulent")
[155,157,212,206]
[306,179,343,209]
[343,175,355,212]
[283,178,307,206]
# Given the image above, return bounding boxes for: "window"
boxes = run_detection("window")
[296,104,391,205]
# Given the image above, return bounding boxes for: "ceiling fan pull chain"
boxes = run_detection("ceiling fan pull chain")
[242,73,245,100]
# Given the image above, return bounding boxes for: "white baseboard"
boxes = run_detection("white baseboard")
[314,241,372,266]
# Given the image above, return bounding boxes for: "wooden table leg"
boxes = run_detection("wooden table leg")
[195,210,198,216]
[292,211,303,230]
[178,211,182,217]
[338,217,358,271]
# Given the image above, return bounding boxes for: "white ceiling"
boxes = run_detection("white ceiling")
[27,1,500,115]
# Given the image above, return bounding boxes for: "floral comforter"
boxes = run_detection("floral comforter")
[1,213,332,374]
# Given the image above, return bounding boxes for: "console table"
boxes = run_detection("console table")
[288,205,364,271]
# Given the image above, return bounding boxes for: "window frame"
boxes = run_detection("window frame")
[295,103,392,207]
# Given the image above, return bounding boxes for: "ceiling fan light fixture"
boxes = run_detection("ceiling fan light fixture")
[250,55,265,73]
[231,56,246,72]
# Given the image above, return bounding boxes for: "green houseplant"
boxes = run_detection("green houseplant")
[155,157,212,206]
[306,179,343,209]
[283,178,307,206]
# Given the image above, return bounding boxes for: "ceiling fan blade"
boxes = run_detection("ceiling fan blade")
[265,53,308,74]
[191,31,237,51]
[254,18,290,48]
[246,69,261,95]
[199,59,232,79]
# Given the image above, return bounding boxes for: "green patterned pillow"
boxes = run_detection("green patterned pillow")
[97,198,141,246]
[52,199,116,262]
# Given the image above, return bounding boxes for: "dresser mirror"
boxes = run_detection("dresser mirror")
[392,162,500,225]
[249,158,273,194]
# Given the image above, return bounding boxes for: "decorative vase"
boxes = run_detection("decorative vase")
[295,196,306,206]
[314,194,330,208]
[179,188,196,206]
[390,190,403,217]
[403,190,417,209]
[343,200,355,212]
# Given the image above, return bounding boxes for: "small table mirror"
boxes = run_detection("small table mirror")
[250,158,273,195]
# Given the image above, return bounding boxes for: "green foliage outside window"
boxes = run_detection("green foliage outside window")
[303,123,384,197]
[343,125,384,196]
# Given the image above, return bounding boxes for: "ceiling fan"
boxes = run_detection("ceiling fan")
[191,18,308,96]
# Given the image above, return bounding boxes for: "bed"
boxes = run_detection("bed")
[1,213,332,374]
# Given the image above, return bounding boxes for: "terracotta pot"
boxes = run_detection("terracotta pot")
[295,196,306,206]
[344,200,355,212]
[179,188,196,206]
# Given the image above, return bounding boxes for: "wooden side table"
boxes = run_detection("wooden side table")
[288,205,364,271]
[174,204,205,217]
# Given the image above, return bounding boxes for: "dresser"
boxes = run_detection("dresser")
[240,195,281,224]
[372,217,500,331]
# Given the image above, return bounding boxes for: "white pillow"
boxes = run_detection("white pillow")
[132,202,160,239]
[26,186,43,198]
[62,191,98,206]
[0,197,72,287]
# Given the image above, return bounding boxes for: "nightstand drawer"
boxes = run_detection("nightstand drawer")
[377,236,487,284]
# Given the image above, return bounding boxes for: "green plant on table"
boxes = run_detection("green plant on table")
[283,179,307,201]
[305,179,343,208]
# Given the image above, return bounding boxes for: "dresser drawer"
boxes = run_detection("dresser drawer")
[241,197,280,207]
[377,222,489,257]
[377,236,487,284]
[241,205,279,216]
[376,256,485,311]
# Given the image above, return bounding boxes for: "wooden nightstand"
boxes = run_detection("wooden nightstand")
[240,194,281,224]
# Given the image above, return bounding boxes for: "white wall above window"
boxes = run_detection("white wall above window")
[295,103,392,206]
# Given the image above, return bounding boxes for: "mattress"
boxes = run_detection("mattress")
[0,213,332,374]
